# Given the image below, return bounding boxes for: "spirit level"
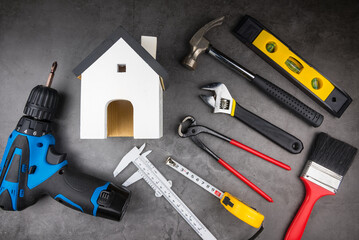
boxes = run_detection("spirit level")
[233,15,352,117]
[165,157,264,228]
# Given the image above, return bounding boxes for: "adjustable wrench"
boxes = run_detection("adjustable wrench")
[200,82,303,154]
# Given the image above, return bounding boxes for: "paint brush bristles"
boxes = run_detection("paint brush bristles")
[309,133,357,177]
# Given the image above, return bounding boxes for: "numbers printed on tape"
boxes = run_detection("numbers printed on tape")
[133,156,216,240]
[166,158,224,200]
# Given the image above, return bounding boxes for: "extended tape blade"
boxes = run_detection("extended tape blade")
[166,157,224,199]
[131,154,217,240]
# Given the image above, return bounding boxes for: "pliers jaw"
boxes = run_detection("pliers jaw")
[200,82,234,115]
[178,116,197,138]
[178,116,222,160]
[178,116,230,141]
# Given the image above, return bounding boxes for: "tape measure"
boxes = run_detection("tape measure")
[116,145,217,240]
[233,15,352,117]
[166,157,264,228]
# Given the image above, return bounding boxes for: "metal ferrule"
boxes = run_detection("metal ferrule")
[301,161,343,193]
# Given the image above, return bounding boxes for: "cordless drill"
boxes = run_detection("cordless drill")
[0,62,130,221]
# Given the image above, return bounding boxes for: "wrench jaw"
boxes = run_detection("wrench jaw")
[200,95,216,108]
[201,82,234,115]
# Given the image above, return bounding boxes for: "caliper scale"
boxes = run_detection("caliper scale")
[114,144,217,240]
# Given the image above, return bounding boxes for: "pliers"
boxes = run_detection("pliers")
[178,116,291,202]
[200,82,303,154]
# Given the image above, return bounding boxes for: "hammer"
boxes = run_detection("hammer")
[183,16,323,128]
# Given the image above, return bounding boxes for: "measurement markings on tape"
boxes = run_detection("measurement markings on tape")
[115,145,216,240]
[166,157,223,199]
[165,157,265,229]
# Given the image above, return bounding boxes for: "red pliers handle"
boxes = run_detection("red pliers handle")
[178,116,291,202]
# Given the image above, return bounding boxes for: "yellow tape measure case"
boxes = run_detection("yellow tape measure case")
[233,15,352,117]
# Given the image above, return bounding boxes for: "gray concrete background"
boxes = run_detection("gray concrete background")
[0,0,358,239]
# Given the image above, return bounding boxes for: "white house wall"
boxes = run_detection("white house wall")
[80,38,162,139]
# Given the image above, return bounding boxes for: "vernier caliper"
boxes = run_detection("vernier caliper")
[113,144,216,240]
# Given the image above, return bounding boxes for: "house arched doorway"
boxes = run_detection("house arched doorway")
[107,100,134,137]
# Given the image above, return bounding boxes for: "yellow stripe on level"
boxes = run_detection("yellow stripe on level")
[231,99,236,116]
[252,30,334,101]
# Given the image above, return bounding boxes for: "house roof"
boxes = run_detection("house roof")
[72,26,168,80]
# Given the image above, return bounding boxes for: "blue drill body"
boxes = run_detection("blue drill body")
[0,130,66,210]
[0,63,130,220]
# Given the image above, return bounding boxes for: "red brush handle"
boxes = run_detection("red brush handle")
[284,177,335,240]
[230,139,291,171]
[218,158,273,202]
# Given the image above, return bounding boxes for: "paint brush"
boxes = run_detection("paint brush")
[285,132,357,240]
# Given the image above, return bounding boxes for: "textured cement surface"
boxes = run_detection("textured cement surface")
[0,0,358,239]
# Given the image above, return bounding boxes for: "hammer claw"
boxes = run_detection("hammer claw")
[183,16,225,70]
[189,16,225,45]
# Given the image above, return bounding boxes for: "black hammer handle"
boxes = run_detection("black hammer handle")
[252,75,323,127]
[234,102,303,154]
[207,46,323,127]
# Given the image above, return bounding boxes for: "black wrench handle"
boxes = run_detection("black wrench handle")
[207,46,323,127]
[233,103,303,154]
[252,75,323,127]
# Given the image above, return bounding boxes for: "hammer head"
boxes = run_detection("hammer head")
[183,16,225,70]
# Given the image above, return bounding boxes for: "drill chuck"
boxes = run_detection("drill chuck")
[23,85,59,121]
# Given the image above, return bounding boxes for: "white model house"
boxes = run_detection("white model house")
[73,26,167,139]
